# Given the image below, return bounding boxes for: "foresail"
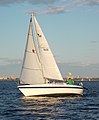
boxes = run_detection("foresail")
[20,18,45,85]
[33,15,63,80]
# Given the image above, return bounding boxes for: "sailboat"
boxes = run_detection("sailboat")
[18,15,83,97]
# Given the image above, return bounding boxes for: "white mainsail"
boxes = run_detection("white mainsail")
[33,15,63,80]
[20,18,45,85]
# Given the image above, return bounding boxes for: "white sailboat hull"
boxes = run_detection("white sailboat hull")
[18,84,83,97]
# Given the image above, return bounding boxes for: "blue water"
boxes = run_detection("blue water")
[0,80,99,120]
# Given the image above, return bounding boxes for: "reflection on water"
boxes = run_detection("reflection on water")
[18,96,82,120]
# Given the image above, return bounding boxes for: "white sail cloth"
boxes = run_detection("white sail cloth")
[20,18,45,85]
[20,16,63,85]
[33,15,63,80]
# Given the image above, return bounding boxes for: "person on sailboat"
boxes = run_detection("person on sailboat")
[66,72,74,85]
[67,78,74,85]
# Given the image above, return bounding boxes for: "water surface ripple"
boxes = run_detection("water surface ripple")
[0,80,99,120]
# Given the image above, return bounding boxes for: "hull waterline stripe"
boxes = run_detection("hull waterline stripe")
[18,86,83,89]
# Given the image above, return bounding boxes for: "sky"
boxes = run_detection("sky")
[0,0,99,78]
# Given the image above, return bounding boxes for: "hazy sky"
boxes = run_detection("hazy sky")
[0,0,99,77]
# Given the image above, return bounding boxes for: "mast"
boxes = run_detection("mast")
[32,14,47,83]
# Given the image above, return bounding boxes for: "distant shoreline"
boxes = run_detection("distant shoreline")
[0,78,99,81]
[64,78,99,81]
[0,78,17,81]
[0,77,17,81]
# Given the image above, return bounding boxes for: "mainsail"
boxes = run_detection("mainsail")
[20,18,45,85]
[33,15,63,80]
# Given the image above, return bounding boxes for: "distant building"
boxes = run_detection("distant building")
[0,75,16,80]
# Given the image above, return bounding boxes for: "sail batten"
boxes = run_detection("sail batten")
[33,15,63,80]
[22,67,41,70]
